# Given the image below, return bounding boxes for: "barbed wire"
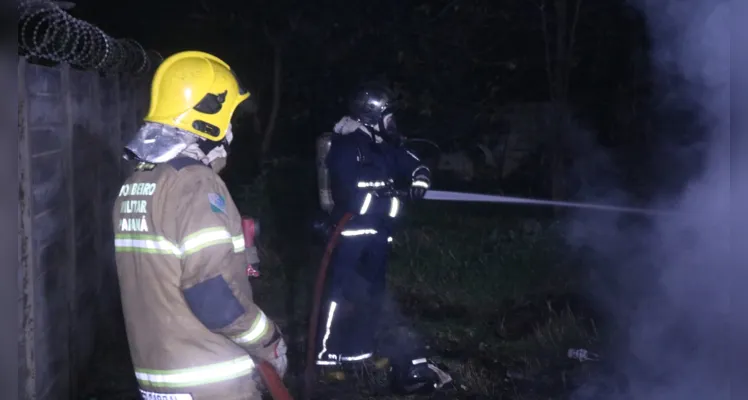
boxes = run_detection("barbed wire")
[18,0,163,74]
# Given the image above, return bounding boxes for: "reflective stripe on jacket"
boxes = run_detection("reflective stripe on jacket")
[326,118,431,227]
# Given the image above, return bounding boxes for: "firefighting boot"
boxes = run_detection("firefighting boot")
[318,356,392,389]
[372,356,390,370]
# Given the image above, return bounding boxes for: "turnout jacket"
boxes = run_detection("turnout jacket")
[327,117,431,230]
[112,157,277,400]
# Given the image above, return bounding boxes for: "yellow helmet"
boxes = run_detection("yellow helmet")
[144,51,250,142]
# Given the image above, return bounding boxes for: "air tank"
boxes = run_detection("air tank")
[316,132,334,213]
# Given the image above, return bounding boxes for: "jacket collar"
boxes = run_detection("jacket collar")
[333,116,383,143]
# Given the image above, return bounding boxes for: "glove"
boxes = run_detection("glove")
[311,213,333,243]
[264,337,288,378]
[254,326,288,379]
[409,185,427,200]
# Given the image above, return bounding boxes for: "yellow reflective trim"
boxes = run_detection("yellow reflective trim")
[134,356,255,388]
[230,311,270,345]
[181,227,233,255]
[114,234,181,256]
[115,227,246,257]
[232,235,245,253]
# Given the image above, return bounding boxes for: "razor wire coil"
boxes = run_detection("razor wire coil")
[18,0,162,74]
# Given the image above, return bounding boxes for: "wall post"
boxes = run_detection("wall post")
[60,63,77,400]
[18,57,36,400]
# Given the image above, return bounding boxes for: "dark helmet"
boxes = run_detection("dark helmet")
[348,82,398,133]
[390,358,452,395]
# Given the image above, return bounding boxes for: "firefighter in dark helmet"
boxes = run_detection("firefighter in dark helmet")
[313,82,453,394]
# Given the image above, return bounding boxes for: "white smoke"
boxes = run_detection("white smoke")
[566,0,745,399]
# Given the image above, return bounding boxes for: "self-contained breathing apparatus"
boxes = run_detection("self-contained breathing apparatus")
[313,130,401,229]
[315,132,335,214]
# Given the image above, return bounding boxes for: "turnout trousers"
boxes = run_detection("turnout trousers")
[315,226,391,366]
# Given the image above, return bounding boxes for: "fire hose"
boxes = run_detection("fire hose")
[303,213,353,400]
[423,190,675,216]
[254,358,294,400]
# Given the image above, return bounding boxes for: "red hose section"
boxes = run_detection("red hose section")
[302,213,354,400]
[256,359,294,400]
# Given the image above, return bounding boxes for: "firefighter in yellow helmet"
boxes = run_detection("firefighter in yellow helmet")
[112,51,287,400]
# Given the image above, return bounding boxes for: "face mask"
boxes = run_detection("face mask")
[378,113,402,146]
[382,113,397,135]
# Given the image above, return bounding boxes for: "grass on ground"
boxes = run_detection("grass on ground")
[383,211,600,399]
[237,173,602,399]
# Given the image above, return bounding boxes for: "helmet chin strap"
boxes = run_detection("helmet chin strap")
[194,124,232,172]
[198,125,232,153]
[362,115,401,146]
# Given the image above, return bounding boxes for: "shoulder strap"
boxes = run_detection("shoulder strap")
[166,157,208,171]
[331,132,366,165]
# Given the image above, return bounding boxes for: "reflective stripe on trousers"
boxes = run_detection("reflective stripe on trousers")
[316,300,373,365]
[357,193,400,218]
[135,355,255,388]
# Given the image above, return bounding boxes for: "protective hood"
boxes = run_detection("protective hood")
[125,122,233,173]
[124,122,198,164]
[180,125,233,173]
[333,116,383,143]
[180,141,229,173]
